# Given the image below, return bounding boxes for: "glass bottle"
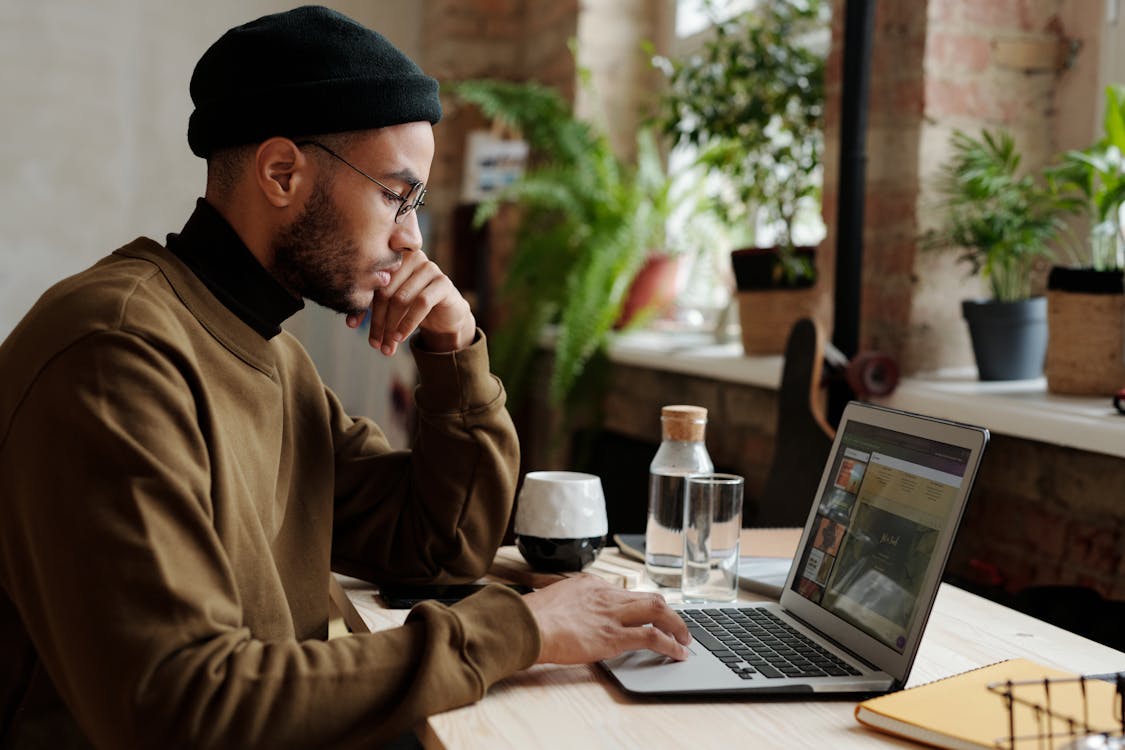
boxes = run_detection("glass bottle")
[644,404,713,588]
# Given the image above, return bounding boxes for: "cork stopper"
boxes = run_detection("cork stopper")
[661,404,707,442]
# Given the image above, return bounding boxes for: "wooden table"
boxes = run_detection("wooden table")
[336,529,1125,749]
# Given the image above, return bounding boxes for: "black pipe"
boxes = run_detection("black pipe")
[829,0,876,426]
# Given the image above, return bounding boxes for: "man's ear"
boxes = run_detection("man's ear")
[254,138,310,208]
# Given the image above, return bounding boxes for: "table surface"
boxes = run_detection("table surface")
[337,529,1125,749]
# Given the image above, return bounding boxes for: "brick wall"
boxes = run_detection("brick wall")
[819,0,930,363]
[818,0,1100,374]
[575,0,670,162]
[950,436,1125,601]
[907,0,1083,373]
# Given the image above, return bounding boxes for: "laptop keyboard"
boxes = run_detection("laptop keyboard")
[680,608,863,680]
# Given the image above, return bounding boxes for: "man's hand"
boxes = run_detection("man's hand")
[346,249,476,355]
[522,575,692,664]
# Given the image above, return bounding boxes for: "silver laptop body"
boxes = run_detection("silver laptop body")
[602,401,989,697]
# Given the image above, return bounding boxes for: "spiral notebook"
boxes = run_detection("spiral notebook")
[601,402,990,697]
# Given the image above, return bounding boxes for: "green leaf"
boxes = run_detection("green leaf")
[930,128,1078,300]
[448,78,684,422]
[1104,84,1125,152]
[650,0,827,251]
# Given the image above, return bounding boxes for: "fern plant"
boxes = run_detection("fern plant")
[929,129,1077,302]
[448,80,673,415]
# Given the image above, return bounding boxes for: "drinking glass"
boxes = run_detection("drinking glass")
[682,473,744,602]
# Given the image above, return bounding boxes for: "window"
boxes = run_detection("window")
[656,1,829,328]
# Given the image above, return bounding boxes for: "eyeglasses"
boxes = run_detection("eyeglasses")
[296,140,426,224]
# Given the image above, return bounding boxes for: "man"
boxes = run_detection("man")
[0,6,689,748]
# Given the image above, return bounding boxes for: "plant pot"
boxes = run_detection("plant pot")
[736,287,827,355]
[730,246,817,291]
[1044,266,1125,395]
[961,297,1047,381]
[616,253,682,329]
[731,247,824,355]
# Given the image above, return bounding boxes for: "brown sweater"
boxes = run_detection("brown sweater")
[0,238,538,748]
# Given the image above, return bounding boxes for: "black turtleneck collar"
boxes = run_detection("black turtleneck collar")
[165,199,303,340]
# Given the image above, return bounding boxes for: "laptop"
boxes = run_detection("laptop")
[601,401,989,697]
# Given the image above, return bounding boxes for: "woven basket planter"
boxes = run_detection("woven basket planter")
[732,246,825,355]
[737,286,827,355]
[1044,267,1125,395]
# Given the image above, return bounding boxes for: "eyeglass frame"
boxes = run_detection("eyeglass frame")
[294,140,426,224]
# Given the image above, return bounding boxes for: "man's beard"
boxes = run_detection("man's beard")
[272,180,368,317]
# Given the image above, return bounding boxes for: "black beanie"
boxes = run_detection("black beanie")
[187,5,442,158]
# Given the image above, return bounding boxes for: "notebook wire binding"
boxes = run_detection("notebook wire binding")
[986,671,1125,749]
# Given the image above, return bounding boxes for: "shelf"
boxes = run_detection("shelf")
[876,369,1125,459]
[605,330,783,389]
[600,331,1125,460]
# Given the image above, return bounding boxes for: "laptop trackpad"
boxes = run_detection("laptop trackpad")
[602,647,731,692]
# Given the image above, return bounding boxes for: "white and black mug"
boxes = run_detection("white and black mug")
[514,471,607,572]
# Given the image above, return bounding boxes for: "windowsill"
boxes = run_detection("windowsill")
[600,330,1125,460]
[876,369,1125,459]
[605,329,783,389]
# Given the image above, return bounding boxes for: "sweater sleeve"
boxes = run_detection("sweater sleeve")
[329,329,523,584]
[0,331,538,749]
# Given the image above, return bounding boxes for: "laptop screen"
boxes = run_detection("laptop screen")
[789,420,973,653]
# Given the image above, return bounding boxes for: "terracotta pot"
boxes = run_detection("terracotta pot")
[616,254,682,329]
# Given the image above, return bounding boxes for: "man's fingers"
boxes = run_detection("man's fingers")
[387,272,445,342]
[524,576,700,664]
[367,306,387,352]
[367,317,395,355]
[367,253,448,354]
[366,250,422,350]
[626,625,690,661]
[616,594,692,645]
[613,592,672,626]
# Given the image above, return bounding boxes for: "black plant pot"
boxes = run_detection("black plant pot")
[961,297,1047,381]
[730,246,816,290]
[1046,266,1125,294]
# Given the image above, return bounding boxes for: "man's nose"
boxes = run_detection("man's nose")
[391,210,423,253]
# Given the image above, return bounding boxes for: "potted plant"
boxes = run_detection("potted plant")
[612,130,703,330]
[650,0,828,354]
[447,79,680,420]
[927,129,1076,381]
[1043,84,1125,395]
